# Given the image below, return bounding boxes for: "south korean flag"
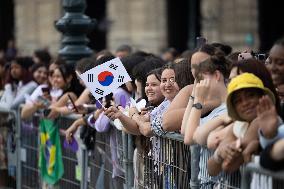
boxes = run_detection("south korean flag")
[79,58,132,100]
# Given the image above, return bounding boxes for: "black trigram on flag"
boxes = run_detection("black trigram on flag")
[88,74,94,82]
[95,88,104,95]
[118,75,124,82]
[109,63,118,70]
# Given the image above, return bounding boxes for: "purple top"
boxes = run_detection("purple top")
[113,87,131,107]
[95,113,111,133]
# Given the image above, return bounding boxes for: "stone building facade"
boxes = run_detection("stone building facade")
[14,0,61,55]
[14,0,258,56]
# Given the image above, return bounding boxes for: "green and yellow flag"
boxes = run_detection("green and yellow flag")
[39,118,64,185]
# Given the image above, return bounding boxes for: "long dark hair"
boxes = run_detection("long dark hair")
[55,64,84,97]
[5,57,33,87]
[30,63,48,84]
[0,57,6,90]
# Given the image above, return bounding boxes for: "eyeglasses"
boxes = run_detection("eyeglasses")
[161,77,175,84]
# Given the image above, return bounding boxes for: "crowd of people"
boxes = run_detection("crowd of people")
[0,37,284,188]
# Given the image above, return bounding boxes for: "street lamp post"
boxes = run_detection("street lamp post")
[55,0,96,65]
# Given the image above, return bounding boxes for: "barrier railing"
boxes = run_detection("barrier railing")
[19,113,83,189]
[0,108,18,189]
[241,162,284,189]
[2,105,284,189]
[190,144,242,189]
[137,133,191,189]
[86,128,127,189]
[16,108,135,189]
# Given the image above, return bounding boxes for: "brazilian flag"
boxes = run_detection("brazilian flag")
[39,118,64,185]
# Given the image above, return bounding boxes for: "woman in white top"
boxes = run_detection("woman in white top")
[21,59,69,119]
[0,56,36,110]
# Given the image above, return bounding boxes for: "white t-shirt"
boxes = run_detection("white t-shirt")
[198,103,227,185]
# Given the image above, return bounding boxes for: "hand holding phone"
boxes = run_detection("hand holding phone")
[42,87,50,94]
[37,96,51,107]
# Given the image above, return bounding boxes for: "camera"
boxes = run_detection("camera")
[254,53,266,61]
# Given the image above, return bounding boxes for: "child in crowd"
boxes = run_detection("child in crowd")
[208,73,276,175]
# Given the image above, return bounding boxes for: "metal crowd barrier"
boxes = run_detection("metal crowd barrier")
[137,133,191,189]
[0,108,18,189]
[86,127,128,189]
[241,162,284,189]
[190,144,241,189]
[1,106,134,189]
[19,113,83,189]
[6,104,284,189]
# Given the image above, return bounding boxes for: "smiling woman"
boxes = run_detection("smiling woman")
[145,68,164,106]
[266,38,284,87]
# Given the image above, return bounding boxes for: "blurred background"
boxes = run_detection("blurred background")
[1,0,284,56]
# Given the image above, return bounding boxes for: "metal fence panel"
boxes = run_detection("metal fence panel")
[241,162,284,189]
[138,133,191,189]
[0,109,18,189]
[191,144,241,189]
[86,127,126,189]
[19,114,82,189]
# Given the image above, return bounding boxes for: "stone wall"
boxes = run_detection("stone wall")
[107,0,167,54]
[201,0,258,51]
[15,0,61,56]
[14,0,258,55]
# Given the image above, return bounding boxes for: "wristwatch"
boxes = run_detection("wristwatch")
[192,103,203,110]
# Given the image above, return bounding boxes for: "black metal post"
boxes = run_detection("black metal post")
[55,0,96,65]
[187,0,200,49]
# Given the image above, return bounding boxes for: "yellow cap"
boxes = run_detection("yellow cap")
[227,73,275,121]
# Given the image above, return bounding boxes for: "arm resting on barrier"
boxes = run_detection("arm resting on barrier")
[163,85,193,132]
[21,101,45,119]
[49,89,91,116]
[133,114,153,137]
[260,138,284,171]
[207,149,223,176]
[65,117,86,143]
[48,92,78,118]
[105,106,142,135]
[222,154,244,173]
[193,113,232,146]
[207,125,231,150]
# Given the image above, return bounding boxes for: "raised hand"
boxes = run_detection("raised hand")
[256,95,278,138]
[194,79,211,103]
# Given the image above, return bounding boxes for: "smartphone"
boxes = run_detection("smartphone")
[67,94,79,112]
[255,53,266,61]
[196,37,207,48]
[146,106,155,111]
[37,96,51,107]
[42,87,50,94]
